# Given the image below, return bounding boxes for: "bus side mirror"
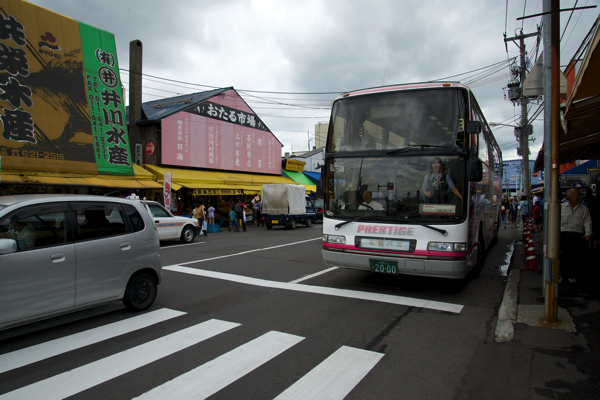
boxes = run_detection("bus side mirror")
[467,147,483,182]
[466,121,482,134]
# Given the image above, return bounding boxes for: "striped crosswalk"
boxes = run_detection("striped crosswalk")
[0,308,384,400]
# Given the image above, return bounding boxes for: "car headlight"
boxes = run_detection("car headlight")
[323,234,346,244]
[427,242,466,252]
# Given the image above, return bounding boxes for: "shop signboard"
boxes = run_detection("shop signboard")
[0,0,132,175]
[160,89,281,175]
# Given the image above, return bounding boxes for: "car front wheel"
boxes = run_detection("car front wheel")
[123,273,157,311]
[180,226,195,243]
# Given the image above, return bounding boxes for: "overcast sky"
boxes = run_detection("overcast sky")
[29,0,600,161]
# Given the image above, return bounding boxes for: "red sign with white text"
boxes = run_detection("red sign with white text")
[160,90,281,174]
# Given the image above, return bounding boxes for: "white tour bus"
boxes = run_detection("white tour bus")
[321,82,502,280]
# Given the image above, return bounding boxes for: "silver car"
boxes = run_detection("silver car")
[0,194,162,331]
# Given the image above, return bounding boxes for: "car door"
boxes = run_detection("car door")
[0,202,76,326]
[71,201,140,306]
[145,202,177,240]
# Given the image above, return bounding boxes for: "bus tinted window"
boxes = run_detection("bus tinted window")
[329,88,467,152]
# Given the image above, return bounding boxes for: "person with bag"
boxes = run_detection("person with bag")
[197,199,208,237]
[234,197,246,232]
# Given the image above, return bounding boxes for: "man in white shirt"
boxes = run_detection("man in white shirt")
[359,190,384,210]
[560,188,592,284]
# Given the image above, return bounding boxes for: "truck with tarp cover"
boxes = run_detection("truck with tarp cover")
[261,184,316,229]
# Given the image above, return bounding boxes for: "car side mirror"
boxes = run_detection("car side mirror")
[0,238,17,255]
[467,147,483,182]
[466,121,482,134]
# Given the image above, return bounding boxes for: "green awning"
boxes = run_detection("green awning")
[282,169,317,193]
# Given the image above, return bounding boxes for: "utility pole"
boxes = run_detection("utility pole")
[504,30,539,203]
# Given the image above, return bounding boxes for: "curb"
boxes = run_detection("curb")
[494,233,520,343]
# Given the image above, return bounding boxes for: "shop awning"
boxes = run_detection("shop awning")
[303,171,321,184]
[143,164,304,193]
[282,169,317,193]
[560,15,600,163]
[0,165,162,189]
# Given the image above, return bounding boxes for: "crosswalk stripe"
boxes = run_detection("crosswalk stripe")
[134,331,305,399]
[0,308,185,375]
[164,266,464,314]
[0,319,239,400]
[274,346,384,400]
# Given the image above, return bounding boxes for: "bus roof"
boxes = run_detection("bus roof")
[335,82,471,101]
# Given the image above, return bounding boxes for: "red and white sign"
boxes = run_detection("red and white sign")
[163,172,172,211]
[160,89,281,174]
[532,171,539,177]
[145,141,156,156]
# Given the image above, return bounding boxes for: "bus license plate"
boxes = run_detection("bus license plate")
[370,259,398,274]
[271,220,278,224]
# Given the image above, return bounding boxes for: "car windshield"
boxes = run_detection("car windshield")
[329,88,467,152]
[314,199,324,208]
[325,155,466,222]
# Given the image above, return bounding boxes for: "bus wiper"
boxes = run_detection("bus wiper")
[386,145,448,156]
[402,218,448,236]
[334,215,374,230]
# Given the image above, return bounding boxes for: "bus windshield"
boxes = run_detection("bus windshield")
[330,88,467,152]
[325,155,466,222]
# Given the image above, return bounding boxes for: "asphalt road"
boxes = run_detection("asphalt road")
[0,223,516,399]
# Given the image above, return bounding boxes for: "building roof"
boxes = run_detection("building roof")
[290,146,325,159]
[126,87,232,124]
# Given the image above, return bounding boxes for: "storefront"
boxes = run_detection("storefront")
[143,164,308,219]
[0,165,162,197]
[0,4,149,197]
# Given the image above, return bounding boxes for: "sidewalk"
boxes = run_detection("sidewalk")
[495,223,600,399]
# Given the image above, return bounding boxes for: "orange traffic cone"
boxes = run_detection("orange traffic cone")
[522,235,540,270]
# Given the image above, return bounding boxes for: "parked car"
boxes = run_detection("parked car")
[314,198,324,220]
[135,200,199,243]
[0,194,162,331]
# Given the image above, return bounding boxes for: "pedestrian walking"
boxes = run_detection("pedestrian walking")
[251,194,260,225]
[234,197,246,232]
[198,199,208,236]
[255,198,263,227]
[519,195,530,229]
[207,203,215,225]
[560,188,592,284]
[532,201,542,233]
[501,196,510,228]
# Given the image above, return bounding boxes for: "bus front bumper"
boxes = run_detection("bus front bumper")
[321,248,477,280]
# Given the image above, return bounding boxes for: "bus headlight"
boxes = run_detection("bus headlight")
[323,234,346,244]
[427,242,466,252]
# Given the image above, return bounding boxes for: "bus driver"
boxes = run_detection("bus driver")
[359,190,385,210]
[422,158,463,203]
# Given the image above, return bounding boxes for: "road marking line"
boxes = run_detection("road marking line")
[0,319,239,400]
[274,346,384,400]
[163,266,463,314]
[0,308,186,374]
[134,331,304,399]
[170,237,321,265]
[289,267,339,284]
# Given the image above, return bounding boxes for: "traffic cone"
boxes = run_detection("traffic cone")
[528,217,534,234]
[522,235,540,270]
